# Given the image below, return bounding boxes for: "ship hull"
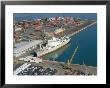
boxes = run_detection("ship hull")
[37,39,70,57]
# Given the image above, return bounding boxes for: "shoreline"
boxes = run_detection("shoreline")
[14,59,97,75]
[40,21,97,68]
[43,59,97,68]
[68,21,97,37]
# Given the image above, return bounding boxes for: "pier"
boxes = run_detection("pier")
[68,21,97,37]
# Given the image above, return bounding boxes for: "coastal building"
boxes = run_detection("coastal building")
[14,23,23,32]
[14,27,22,32]
[33,25,42,31]
[48,17,56,21]
[54,28,65,35]
[14,40,43,57]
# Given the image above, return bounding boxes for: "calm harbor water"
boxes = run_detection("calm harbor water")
[59,24,96,66]
[43,24,97,67]
[14,13,97,67]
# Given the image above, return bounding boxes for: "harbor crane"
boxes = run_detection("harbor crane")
[66,45,78,68]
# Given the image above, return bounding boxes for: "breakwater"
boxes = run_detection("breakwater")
[68,21,97,37]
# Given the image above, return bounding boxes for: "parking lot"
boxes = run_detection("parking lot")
[17,65,57,75]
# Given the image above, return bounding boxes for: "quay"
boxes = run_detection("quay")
[13,59,97,75]
[14,40,43,57]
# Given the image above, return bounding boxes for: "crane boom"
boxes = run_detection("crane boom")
[70,46,78,64]
[67,45,78,67]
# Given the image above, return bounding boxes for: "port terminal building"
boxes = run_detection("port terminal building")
[14,40,43,57]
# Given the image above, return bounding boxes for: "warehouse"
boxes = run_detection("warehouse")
[14,40,42,57]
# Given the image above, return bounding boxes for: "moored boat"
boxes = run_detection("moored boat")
[37,36,70,57]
